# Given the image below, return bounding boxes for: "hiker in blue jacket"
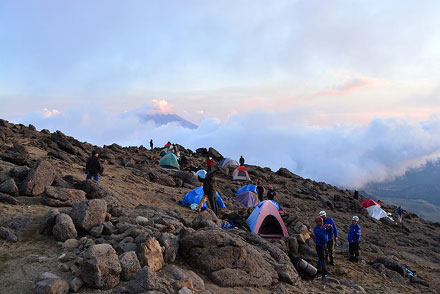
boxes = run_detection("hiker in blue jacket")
[348,216,361,262]
[319,210,338,266]
[314,216,332,278]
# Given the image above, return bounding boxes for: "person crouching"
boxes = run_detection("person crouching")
[313,216,332,278]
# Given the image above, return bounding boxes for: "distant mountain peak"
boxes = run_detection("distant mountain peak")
[139,113,198,129]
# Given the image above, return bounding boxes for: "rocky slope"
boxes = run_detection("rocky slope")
[0,119,439,294]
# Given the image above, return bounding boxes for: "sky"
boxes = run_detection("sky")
[1,1,440,189]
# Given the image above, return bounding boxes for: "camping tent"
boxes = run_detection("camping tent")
[246,200,288,238]
[160,153,180,169]
[217,158,239,169]
[362,199,381,208]
[235,191,260,208]
[194,169,207,179]
[181,186,226,209]
[232,166,251,181]
[236,184,257,194]
[366,205,388,220]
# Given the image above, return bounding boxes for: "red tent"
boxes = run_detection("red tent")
[361,199,381,208]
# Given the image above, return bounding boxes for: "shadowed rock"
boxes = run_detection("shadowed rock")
[20,160,56,196]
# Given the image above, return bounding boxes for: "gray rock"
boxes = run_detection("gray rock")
[89,225,103,237]
[0,192,19,205]
[53,213,77,242]
[191,209,221,230]
[35,278,69,294]
[0,178,18,195]
[8,166,29,180]
[42,186,86,207]
[20,160,56,196]
[40,209,60,235]
[158,233,180,263]
[161,264,205,291]
[62,238,79,248]
[0,226,18,242]
[119,251,141,281]
[71,199,107,232]
[135,216,150,226]
[133,266,172,293]
[69,277,84,292]
[373,257,405,276]
[207,147,223,161]
[178,287,192,294]
[77,180,111,199]
[80,244,122,289]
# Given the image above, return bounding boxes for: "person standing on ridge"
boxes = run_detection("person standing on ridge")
[319,211,338,266]
[348,216,361,262]
[198,169,219,216]
[206,157,214,172]
[239,155,245,166]
[397,206,403,223]
[86,150,104,182]
[256,181,265,202]
[149,139,154,150]
[314,216,332,278]
[267,186,276,201]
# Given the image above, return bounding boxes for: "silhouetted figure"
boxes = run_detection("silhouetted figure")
[150,139,154,150]
[397,206,403,223]
[198,170,219,215]
[86,150,104,182]
[354,190,359,199]
[239,155,245,166]
[267,186,276,201]
[256,181,265,202]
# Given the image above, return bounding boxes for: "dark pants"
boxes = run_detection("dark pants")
[325,237,335,263]
[349,242,360,260]
[207,192,218,216]
[86,173,99,182]
[257,191,264,202]
[316,245,326,272]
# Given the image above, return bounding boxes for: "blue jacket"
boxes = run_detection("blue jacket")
[348,224,361,243]
[314,226,330,246]
[323,217,338,238]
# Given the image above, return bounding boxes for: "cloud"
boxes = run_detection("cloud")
[152,99,174,114]
[13,104,440,189]
[42,108,61,118]
[319,76,381,96]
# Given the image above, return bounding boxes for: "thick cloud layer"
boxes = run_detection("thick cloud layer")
[15,106,440,189]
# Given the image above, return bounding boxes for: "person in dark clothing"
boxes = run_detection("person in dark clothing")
[267,186,276,201]
[198,169,219,215]
[239,155,245,166]
[149,139,154,150]
[319,210,338,266]
[86,150,104,182]
[179,155,188,169]
[354,190,359,199]
[206,157,214,172]
[397,206,403,223]
[348,216,361,262]
[313,216,332,278]
[256,181,265,202]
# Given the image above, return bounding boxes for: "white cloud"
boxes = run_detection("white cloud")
[42,108,61,118]
[14,104,440,189]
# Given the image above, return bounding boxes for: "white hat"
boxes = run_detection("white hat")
[352,216,359,221]
[319,211,326,217]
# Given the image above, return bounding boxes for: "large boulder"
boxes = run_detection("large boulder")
[8,166,29,180]
[276,168,298,179]
[76,180,111,199]
[172,171,199,186]
[52,214,77,242]
[0,192,19,205]
[35,274,69,294]
[0,226,18,242]
[132,266,172,293]
[191,209,221,229]
[136,235,164,272]
[373,257,405,277]
[161,265,205,291]
[42,186,87,207]
[80,244,122,289]
[20,160,56,196]
[0,177,18,195]
[119,251,141,281]
[71,199,107,232]
[179,228,279,287]
[158,233,180,264]
[207,147,223,161]
[40,209,60,235]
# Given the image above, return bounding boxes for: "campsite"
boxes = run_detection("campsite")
[1,120,439,293]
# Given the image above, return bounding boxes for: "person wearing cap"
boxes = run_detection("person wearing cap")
[206,157,214,171]
[313,216,332,278]
[267,186,276,201]
[348,216,361,262]
[86,150,104,182]
[319,210,338,266]
[256,180,265,202]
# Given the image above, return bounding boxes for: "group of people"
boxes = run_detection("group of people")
[256,181,276,202]
[313,210,361,278]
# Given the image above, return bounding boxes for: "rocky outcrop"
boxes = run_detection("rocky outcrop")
[42,186,86,207]
[373,256,406,277]
[207,147,223,161]
[71,199,107,232]
[76,180,111,199]
[20,160,56,196]
[80,244,121,289]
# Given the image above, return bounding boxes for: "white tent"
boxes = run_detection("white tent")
[366,205,388,220]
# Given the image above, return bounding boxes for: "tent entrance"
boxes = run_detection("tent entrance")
[258,215,283,237]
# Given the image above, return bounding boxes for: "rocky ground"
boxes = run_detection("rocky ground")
[0,119,439,294]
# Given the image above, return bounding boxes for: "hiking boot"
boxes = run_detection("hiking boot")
[329,260,335,266]
[322,270,329,278]
[349,256,355,262]
[354,256,359,262]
